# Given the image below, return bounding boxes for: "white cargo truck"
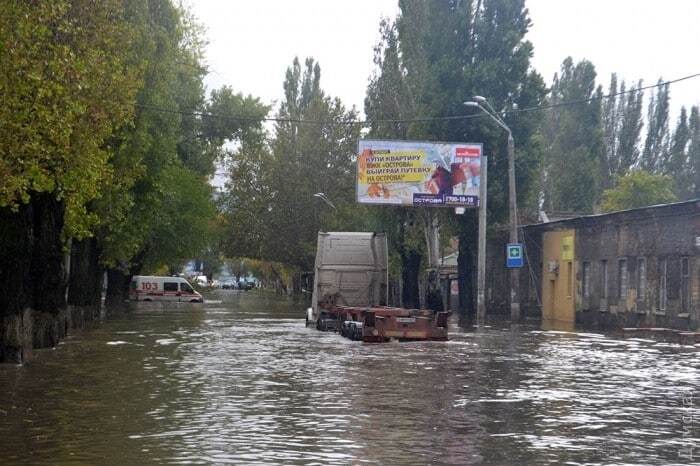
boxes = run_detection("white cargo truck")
[307,232,388,329]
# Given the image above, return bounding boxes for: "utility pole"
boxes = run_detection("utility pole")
[477,155,488,321]
[507,134,520,321]
[465,97,520,322]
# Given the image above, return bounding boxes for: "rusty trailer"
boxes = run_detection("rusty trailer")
[327,305,449,342]
[307,232,450,342]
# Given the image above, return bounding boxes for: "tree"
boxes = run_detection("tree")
[224,57,361,289]
[541,58,604,214]
[668,107,691,198]
[601,76,645,185]
[91,0,212,305]
[601,73,620,190]
[365,0,547,314]
[615,80,644,174]
[641,79,671,173]
[96,2,269,304]
[0,0,145,361]
[689,106,700,197]
[600,170,677,212]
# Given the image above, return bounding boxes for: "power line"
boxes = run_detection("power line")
[505,72,700,118]
[134,71,700,127]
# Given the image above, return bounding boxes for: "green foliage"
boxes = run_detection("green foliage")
[615,80,645,177]
[601,170,677,212]
[541,57,604,213]
[668,107,692,198]
[98,0,201,268]
[641,79,671,172]
[363,0,546,283]
[690,106,700,197]
[0,0,142,236]
[98,1,264,273]
[224,57,361,271]
[602,74,644,189]
[141,165,217,271]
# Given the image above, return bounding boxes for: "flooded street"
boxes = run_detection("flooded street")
[0,291,698,465]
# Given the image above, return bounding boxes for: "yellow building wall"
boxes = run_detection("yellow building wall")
[542,230,576,323]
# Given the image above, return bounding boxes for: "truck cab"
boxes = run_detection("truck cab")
[307,232,388,328]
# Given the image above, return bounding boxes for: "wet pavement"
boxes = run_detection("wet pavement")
[0,290,698,465]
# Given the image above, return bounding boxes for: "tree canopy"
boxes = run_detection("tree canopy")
[601,170,677,212]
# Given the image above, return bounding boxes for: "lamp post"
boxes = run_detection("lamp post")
[312,192,336,210]
[465,98,520,321]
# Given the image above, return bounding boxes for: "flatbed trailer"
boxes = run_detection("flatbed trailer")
[307,232,449,342]
[322,305,449,342]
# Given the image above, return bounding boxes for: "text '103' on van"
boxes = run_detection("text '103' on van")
[129,276,204,303]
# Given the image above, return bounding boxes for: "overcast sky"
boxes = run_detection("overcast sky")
[189,0,700,122]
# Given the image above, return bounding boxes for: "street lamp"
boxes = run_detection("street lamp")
[465,97,521,322]
[312,192,336,210]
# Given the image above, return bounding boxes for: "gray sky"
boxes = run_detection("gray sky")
[190,0,700,122]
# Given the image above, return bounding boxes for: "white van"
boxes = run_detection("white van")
[129,275,204,303]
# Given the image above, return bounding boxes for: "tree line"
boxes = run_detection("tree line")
[542,61,700,214]
[0,0,265,362]
[222,0,700,314]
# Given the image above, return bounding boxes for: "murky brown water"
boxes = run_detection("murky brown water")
[0,291,698,465]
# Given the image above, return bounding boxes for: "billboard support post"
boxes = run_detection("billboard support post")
[477,155,487,322]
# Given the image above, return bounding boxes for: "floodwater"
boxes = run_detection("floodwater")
[0,291,698,466]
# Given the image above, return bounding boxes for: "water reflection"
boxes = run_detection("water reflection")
[0,291,697,465]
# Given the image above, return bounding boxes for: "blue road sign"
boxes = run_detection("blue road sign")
[506,243,524,268]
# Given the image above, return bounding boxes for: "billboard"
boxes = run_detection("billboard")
[357,139,482,207]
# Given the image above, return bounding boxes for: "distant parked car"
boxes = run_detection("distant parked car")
[238,280,255,291]
[221,280,236,290]
[193,275,208,287]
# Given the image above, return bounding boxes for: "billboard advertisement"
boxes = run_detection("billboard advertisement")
[357,139,482,207]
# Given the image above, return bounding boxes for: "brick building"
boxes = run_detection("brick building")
[518,200,700,331]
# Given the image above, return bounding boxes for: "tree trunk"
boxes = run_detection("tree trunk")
[292,271,302,295]
[30,193,67,314]
[105,268,130,307]
[67,237,103,310]
[0,193,68,361]
[29,193,67,349]
[0,203,34,363]
[401,250,421,309]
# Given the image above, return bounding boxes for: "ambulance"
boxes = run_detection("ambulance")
[129,275,204,303]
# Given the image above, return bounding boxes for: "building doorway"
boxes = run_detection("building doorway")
[541,230,576,323]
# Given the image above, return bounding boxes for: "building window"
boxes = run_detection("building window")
[582,262,591,298]
[566,261,573,297]
[618,259,628,299]
[659,258,668,311]
[601,260,608,299]
[681,257,690,313]
[637,257,646,301]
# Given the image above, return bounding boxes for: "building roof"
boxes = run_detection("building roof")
[524,198,700,230]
